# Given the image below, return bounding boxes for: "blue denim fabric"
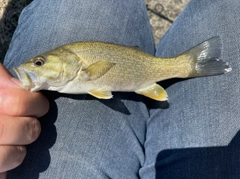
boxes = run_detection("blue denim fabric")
[143,1,240,178]
[4,0,240,178]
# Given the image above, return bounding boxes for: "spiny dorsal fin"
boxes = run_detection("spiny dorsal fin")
[135,83,168,101]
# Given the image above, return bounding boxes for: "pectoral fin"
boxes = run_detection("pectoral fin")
[135,84,168,101]
[84,61,115,80]
[88,89,113,99]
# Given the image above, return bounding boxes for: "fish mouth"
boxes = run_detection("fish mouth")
[13,66,36,91]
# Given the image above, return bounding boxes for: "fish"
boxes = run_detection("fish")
[13,37,231,101]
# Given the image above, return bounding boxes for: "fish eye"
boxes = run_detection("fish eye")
[33,57,45,67]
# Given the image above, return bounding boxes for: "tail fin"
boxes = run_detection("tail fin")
[184,37,232,77]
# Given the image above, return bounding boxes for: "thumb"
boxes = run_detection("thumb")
[0,64,22,89]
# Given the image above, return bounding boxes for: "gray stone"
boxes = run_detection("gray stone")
[145,0,190,44]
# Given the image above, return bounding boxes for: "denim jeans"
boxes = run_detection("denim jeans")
[4,0,240,178]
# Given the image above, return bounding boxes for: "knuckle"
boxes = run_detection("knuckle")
[14,146,27,167]
[0,159,5,172]
[12,92,28,116]
[0,121,6,143]
[0,146,26,172]
[0,89,27,116]
[0,89,49,117]
[0,116,41,145]
[25,117,41,143]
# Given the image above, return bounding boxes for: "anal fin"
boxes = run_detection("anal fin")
[135,84,168,101]
[88,89,113,99]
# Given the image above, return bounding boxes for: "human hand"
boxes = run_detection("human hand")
[0,64,49,178]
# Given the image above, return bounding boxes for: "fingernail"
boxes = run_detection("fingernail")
[15,146,26,167]
[30,119,41,142]
[17,146,26,153]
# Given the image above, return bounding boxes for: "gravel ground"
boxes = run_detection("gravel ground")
[0,0,33,62]
[0,0,189,63]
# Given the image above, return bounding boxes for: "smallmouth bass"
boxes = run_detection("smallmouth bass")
[13,37,231,101]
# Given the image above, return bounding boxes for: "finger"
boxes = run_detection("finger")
[0,172,7,179]
[0,88,49,118]
[0,146,26,173]
[0,115,41,145]
[0,64,22,89]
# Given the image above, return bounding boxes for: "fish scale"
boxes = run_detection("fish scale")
[13,37,231,101]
